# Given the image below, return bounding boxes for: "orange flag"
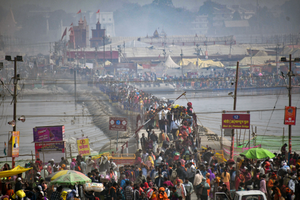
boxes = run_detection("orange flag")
[77,9,81,14]
[96,9,100,14]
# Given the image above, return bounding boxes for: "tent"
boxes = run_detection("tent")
[179,58,224,68]
[239,56,276,66]
[164,55,181,69]
[0,165,32,178]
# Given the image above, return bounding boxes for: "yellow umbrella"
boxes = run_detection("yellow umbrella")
[51,170,74,181]
[0,165,32,178]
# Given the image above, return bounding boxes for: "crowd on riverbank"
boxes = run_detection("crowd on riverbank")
[101,68,300,90]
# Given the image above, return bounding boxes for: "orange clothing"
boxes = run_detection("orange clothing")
[273,187,282,200]
[267,178,275,189]
[158,191,169,200]
[151,192,157,200]
[206,178,211,196]
[6,189,14,197]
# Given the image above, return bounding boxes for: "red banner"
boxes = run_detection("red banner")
[284,106,297,125]
[222,113,250,129]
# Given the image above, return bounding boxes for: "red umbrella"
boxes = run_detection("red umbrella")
[227,159,235,164]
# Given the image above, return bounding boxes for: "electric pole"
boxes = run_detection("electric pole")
[180,49,183,85]
[5,55,23,168]
[281,54,300,163]
[230,61,239,159]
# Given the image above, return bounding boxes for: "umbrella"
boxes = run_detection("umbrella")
[50,170,91,185]
[51,170,86,181]
[45,170,63,182]
[227,159,235,164]
[0,166,32,178]
[240,148,275,159]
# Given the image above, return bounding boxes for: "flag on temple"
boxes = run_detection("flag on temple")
[61,28,67,41]
[77,9,81,14]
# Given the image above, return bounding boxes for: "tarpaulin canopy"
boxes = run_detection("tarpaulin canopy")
[179,58,224,68]
[0,165,32,178]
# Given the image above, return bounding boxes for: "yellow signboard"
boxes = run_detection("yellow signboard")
[12,131,20,158]
[77,138,91,156]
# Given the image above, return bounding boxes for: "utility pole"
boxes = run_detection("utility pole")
[5,55,23,168]
[180,49,183,85]
[281,54,300,163]
[195,44,201,67]
[103,36,106,63]
[288,54,292,161]
[230,61,239,159]
[110,45,112,62]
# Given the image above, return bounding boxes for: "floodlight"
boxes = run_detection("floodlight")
[5,55,11,61]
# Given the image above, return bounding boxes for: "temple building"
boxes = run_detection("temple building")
[72,17,89,48]
[90,20,106,48]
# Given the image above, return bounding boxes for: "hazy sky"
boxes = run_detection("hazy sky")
[2,0,288,12]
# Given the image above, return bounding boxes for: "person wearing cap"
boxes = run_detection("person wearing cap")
[15,177,23,192]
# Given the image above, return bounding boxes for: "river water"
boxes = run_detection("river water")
[154,88,300,138]
[0,93,109,162]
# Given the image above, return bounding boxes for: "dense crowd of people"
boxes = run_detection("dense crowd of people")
[109,69,300,90]
[1,70,300,200]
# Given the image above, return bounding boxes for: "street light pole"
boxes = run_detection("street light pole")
[230,61,239,159]
[5,55,23,168]
[288,54,292,160]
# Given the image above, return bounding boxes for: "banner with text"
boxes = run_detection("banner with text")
[222,112,250,129]
[77,138,91,156]
[284,106,297,125]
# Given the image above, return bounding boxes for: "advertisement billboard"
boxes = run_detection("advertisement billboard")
[33,125,65,142]
[284,106,297,125]
[77,138,91,156]
[34,141,65,152]
[222,112,250,129]
[12,131,20,158]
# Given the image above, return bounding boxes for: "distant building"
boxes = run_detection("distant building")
[0,8,21,37]
[231,5,255,20]
[191,15,208,35]
[212,5,233,28]
[90,21,106,48]
[73,17,89,48]
[99,12,115,37]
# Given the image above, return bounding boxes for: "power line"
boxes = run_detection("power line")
[0,108,286,118]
